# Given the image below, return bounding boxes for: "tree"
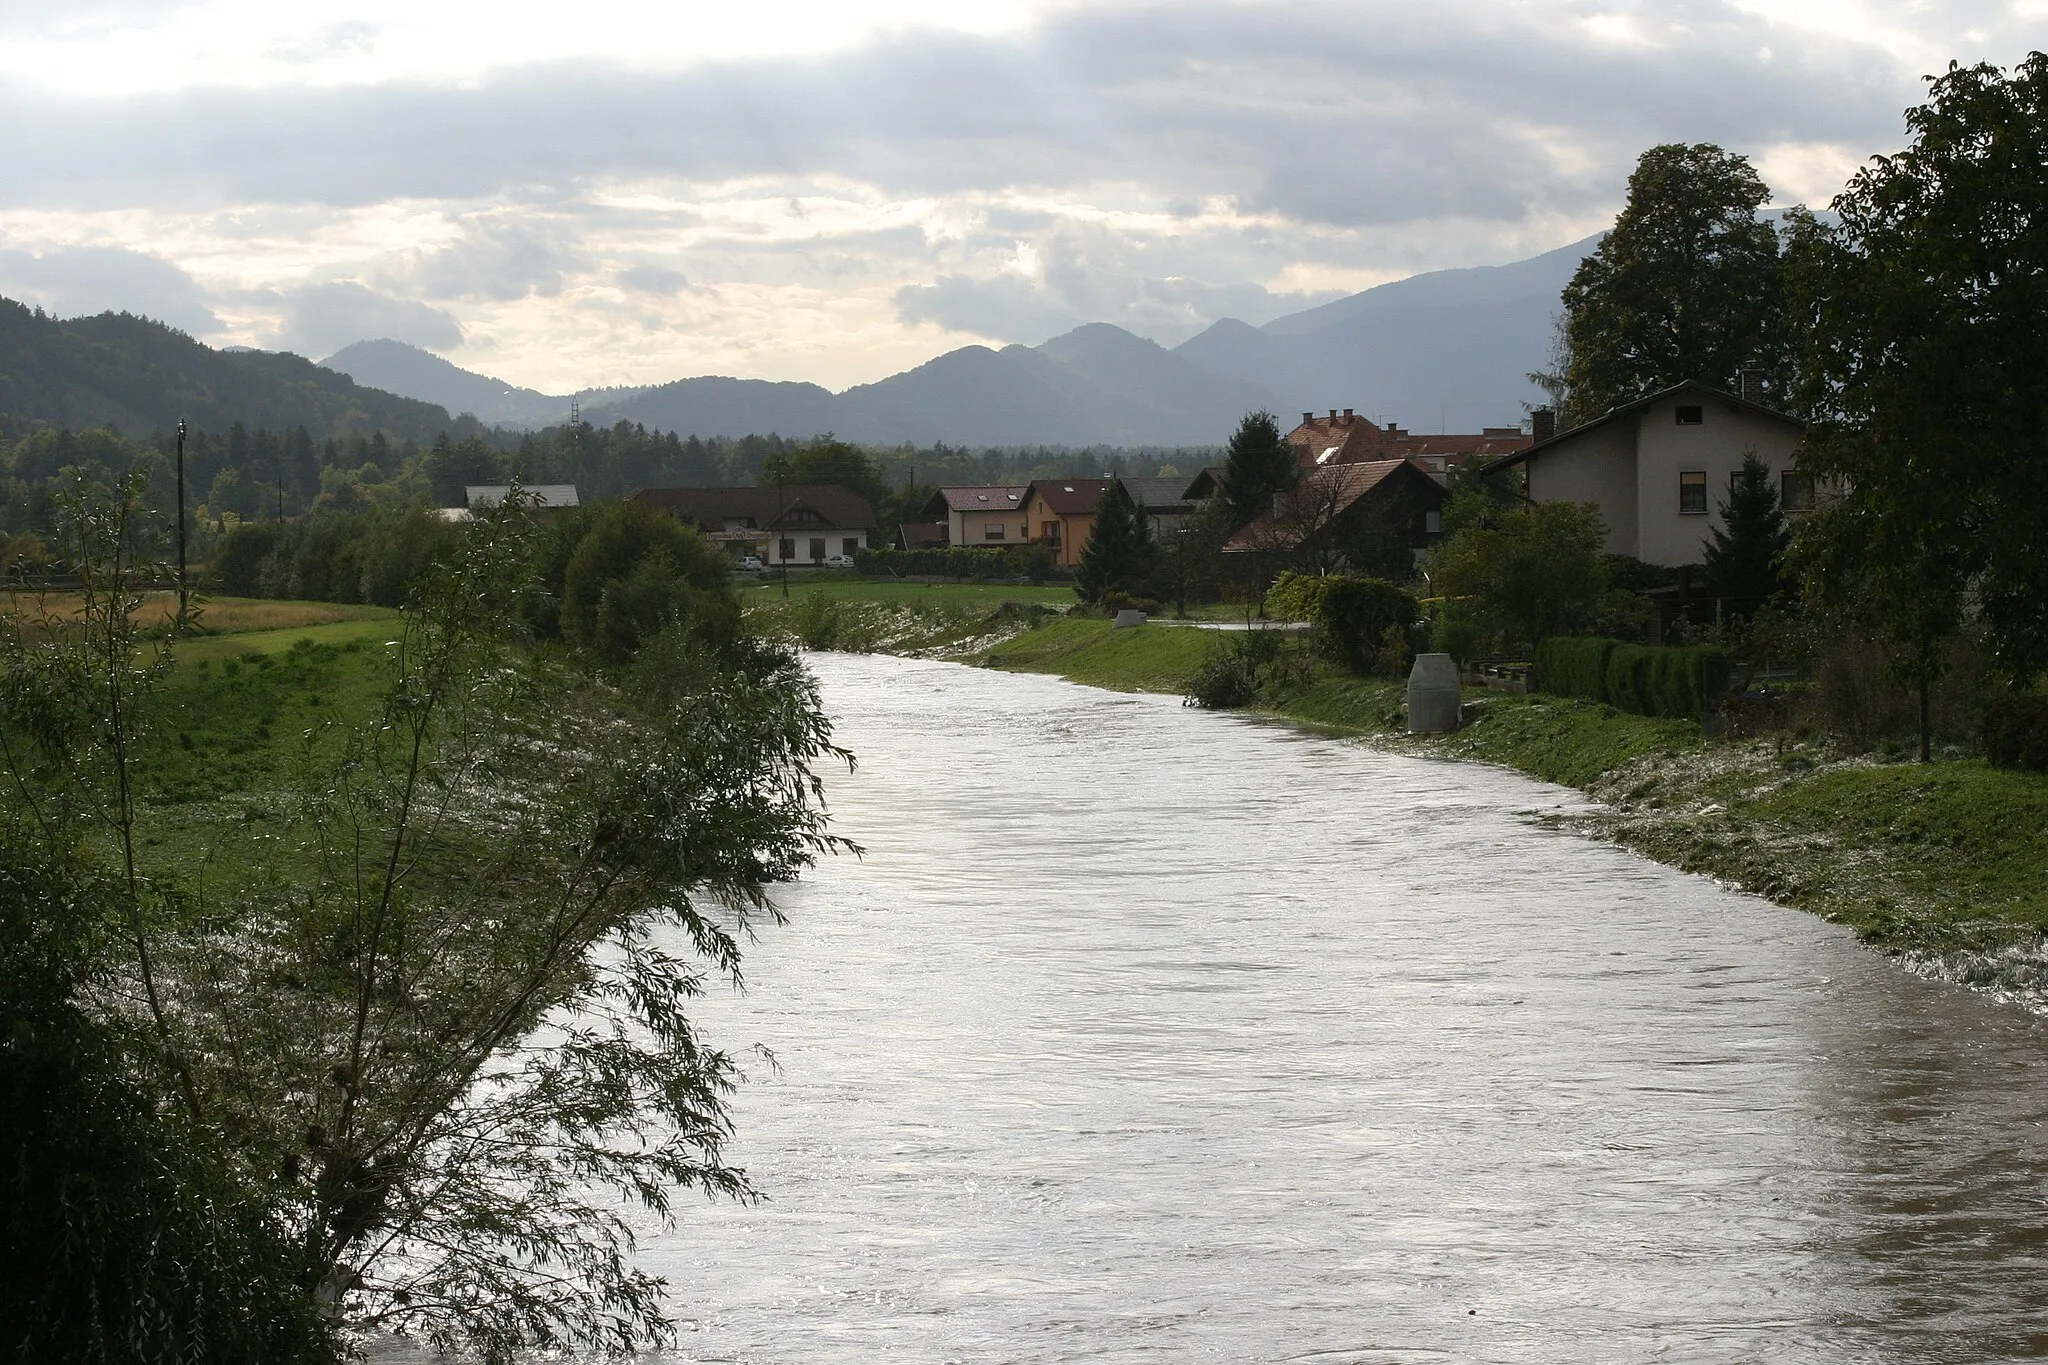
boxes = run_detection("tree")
[1216,411,1298,529]
[764,438,891,514]
[0,478,851,1357]
[557,498,740,664]
[1075,483,1152,604]
[1427,500,1611,653]
[1701,451,1790,603]
[1562,143,1786,421]
[1789,53,2048,694]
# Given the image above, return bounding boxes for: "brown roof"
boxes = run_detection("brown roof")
[632,484,878,531]
[1020,477,1118,516]
[896,520,947,549]
[1289,411,1531,469]
[1223,460,1443,552]
[924,485,1027,517]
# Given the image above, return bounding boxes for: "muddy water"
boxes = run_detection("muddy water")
[645,652,2048,1363]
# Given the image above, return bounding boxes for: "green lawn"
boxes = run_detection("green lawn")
[743,576,1075,609]
[981,617,1224,693]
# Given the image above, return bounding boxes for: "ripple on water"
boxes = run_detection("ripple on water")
[621,653,2048,1365]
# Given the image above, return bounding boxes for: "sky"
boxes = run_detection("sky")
[0,1,2036,394]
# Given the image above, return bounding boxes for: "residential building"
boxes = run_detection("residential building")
[895,520,947,551]
[1222,459,1446,574]
[920,485,1029,546]
[1118,474,1209,540]
[631,484,877,566]
[1288,410,1531,481]
[454,483,580,519]
[1480,381,1807,568]
[1018,478,1118,568]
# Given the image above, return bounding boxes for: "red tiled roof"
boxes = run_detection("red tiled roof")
[1288,413,1531,468]
[925,485,1027,516]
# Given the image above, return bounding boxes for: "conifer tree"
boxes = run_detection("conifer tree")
[1217,411,1298,529]
[1076,483,1151,604]
[1701,451,1789,602]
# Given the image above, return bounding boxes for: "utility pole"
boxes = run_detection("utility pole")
[175,420,189,632]
[275,479,284,522]
[777,468,789,600]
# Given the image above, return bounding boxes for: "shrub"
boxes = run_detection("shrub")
[854,546,1031,579]
[1537,636,1729,719]
[1099,590,1165,616]
[1318,577,1418,673]
[1264,570,1336,623]
[1984,693,2048,770]
[1183,630,1289,709]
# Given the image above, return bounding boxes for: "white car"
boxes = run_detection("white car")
[822,554,858,569]
[737,555,764,571]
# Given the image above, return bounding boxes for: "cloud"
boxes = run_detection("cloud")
[0,245,220,333]
[272,281,462,359]
[616,263,691,295]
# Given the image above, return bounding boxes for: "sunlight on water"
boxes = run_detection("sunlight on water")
[635,653,2048,1364]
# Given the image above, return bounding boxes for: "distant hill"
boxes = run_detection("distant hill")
[1174,235,1600,432]
[320,339,573,429]
[586,323,1280,447]
[0,298,484,443]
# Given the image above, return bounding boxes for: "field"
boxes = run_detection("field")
[2,590,399,638]
[742,576,1075,609]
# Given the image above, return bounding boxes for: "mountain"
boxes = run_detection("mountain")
[585,324,1280,447]
[1175,234,1601,432]
[0,298,484,442]
[320,339,575,429]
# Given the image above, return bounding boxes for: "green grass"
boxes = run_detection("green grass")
[981,617,1222,693]
[743,577,1074,609]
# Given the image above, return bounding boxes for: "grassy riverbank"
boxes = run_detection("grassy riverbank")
[979,614,2048,999]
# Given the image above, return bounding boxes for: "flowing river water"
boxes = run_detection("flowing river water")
[643,652,2048,1364]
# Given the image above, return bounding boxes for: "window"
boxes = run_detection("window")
[779,538,795,561]
[1044,521,1061,543]
[1675,405,1704,425]
[808,538,826,561]
[984,523,1006,540]
[1679,471,1708,515]
[1781,471,1816,511]
[1424,509,1442,534]
[842,537,860,556]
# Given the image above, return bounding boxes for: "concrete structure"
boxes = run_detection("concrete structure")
[1407,654,1462,733]
[631,485,876,567]
[1482,382,1807,568]
[1018,478,1118,568]
[921,486,1028,546]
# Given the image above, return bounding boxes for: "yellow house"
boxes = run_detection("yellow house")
[1017,478,1116,568]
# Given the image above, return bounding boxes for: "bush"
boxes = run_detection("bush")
[854,545,1044,579]
[1984,693,2048,770]
[1099,590,1165,616]
[1537,636,1729,720]
[1183,630,1289,709]
[1264,570,1336,624]
[1318,577,1418,674]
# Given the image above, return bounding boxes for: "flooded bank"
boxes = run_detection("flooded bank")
[645,652,2048,1364]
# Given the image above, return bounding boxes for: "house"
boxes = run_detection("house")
[921,486,1029,547]
[1017,478,1118,568]
[631,485,877,566]
[1118,474,1207,540]
[895,520,947,551]
[1480,380,1808,568]
[1222,460,1446,575]
[1288,410,1531,481]
[455,483,580,519]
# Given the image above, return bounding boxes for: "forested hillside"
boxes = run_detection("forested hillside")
[0,298,490,443]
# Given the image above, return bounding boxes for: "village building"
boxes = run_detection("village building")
[631,484,876,566]
[1287,410,1531,480]
[1017,478,1118,568]
[1222,460,1446,575]
[442,483,580,521]
[920,486,1029,546]
[1118,474,1211,541]
[894,520,947,550]
[1481,380,1808,568]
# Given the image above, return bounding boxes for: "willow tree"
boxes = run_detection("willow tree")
[0,478,850,1357]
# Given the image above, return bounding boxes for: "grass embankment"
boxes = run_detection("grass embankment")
[978,615,2048,994]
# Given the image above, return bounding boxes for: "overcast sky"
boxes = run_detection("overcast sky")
[0,1,2035,393]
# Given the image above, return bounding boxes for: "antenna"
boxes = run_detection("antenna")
[570,394,581,427]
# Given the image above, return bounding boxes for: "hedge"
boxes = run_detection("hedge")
[1984,693,2048,771]
[853,545,1060,580]
[1535,636,1730,721]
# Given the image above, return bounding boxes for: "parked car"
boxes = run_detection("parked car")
[822,554,857,569]
[737,555,764,571]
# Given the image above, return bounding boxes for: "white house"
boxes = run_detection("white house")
[1484,381,1809,567]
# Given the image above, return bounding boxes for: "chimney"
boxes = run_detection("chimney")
[1738,369,1766,405]
[1329,409,1339,421]
[1302,411,1315,426]
[1532,407,1556,443]
[1343,408,1354,420]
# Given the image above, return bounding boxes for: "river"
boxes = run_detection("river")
[644,651,2048,1363]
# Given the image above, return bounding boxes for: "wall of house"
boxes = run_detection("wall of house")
[767,527,868,565]
[1633,397,1803,568]
[1526,420,1640,558]
[958,509,1028,546]
[1022,493,1093,566]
